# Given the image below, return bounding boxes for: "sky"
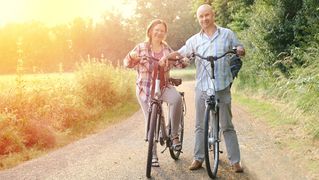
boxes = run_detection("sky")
[0,0,135,26]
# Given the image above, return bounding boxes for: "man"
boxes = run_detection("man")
[178,4,245,173]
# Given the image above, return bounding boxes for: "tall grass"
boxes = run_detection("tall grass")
[234,66,319,139]
[0,59,136,169]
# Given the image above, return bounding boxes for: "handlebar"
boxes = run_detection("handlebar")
[190,48,237,62]
[138,55,184,63]
[189,48,238,80]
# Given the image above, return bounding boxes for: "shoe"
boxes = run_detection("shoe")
[172,137,182,151]
[152,157,160,167]
[188,160,203,170]
[232,162,244,173]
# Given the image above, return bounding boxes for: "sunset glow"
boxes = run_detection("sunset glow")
[0,0,136,26]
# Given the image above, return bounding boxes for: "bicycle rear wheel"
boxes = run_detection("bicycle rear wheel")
[146,103,158,178]
[204,105,220,179]
[169,103,184,160]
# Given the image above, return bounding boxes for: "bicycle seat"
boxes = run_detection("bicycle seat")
[169,78,182,86]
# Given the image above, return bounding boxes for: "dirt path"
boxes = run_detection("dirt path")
[0,81,312,180]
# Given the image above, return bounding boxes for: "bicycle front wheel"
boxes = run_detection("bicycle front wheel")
[204,105,220,179]
[146,103,158,178]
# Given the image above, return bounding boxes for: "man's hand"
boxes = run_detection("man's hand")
[236,46,245,57]
[167,51,182,60]
[182,57,190,66]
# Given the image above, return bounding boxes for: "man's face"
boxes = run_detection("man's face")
[197,8,214,29]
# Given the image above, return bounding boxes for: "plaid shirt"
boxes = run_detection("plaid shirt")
[178,26,243,92]
[124,42,185,102]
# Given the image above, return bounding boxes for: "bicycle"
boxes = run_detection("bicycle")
[190,48,238,179]
[141,56,187,178]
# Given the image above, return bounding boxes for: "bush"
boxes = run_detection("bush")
[75,59,135,107]
[0,57,136,157]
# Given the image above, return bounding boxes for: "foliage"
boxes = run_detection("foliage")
[0,15,135,74]
[75,58,135,108]
[0,60,136,157]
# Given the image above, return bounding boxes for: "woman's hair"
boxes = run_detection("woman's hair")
[146,19,168,43]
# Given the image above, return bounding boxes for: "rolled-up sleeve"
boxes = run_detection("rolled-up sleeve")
[178,37,194,57]
[230,31,243,49]
[123,45,140,68]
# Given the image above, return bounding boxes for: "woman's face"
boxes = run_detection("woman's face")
[150,23,166,42]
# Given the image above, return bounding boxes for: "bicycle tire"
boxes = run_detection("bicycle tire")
[204,105,220,179]
[169,103,184,159]
[146,103,158,178]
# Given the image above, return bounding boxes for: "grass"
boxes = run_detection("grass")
[232,92,298,127]
[0,60,138,170]
[0,100,139,170]
[232,83,319,176]
[170,67,196,81]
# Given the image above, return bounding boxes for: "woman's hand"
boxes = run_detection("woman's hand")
[159,56,168,67]
[129,51,140,62]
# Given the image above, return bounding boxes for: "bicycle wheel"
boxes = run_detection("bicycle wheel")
[204,105,220,179]
[146,103,158,178]
[169,103,184,160]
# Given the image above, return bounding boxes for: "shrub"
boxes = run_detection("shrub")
[75,59,135,107]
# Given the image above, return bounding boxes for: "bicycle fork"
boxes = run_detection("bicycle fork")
[206,96,222,151]
[145,100,162,142]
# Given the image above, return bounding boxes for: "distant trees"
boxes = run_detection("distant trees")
[0,0,197,74]
[0,16,135,73]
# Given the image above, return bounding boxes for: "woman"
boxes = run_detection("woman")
[123,19,188,167]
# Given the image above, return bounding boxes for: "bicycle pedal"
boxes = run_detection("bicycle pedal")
[159,137,165,146]
[175,150,183,153]
[161,146,168,153]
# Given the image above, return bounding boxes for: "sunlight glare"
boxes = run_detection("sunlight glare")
[0,0,136,26]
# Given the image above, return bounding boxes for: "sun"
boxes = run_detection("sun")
[0,0,136,26]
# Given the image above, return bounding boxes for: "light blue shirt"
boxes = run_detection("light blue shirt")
[178,26,242,92]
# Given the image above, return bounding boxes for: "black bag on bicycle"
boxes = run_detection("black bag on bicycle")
[229,55,243,79]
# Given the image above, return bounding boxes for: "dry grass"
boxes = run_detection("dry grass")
[0,60,137,169]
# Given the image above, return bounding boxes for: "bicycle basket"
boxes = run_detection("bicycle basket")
[229,55,243,79]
